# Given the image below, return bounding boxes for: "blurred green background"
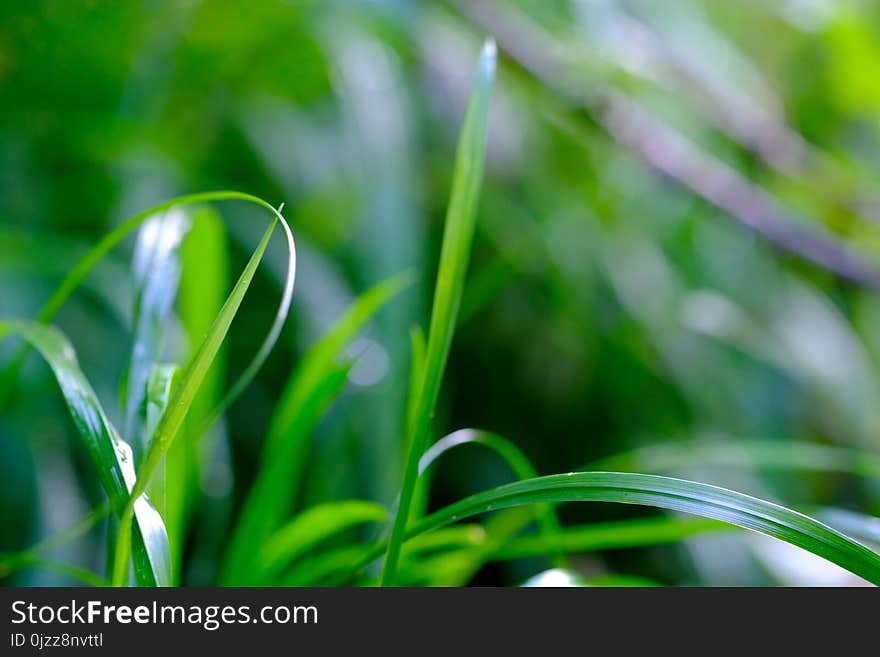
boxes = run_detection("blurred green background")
[3,0,880,586]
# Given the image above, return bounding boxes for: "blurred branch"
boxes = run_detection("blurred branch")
[580,5,880,225]
[454,0,880,289]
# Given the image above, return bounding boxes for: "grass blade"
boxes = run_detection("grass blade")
[0,320,171,586]
[490,516,728,561]
[382,38,497,586]
[0,191,292,413]
[123,209,190,457]
[259,501,387,583]
[417,428,567,567]
[407,471,880,585]
[163,205,230,581]
[112,212,287,585]
[221,272,412,584]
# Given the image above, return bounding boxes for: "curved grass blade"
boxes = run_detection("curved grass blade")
[407,472,880,585]
[113,215,284,585]
[222,272,412,584]
[259,501,387,583]
[0,320,171,586]
[589,439,880,479]
[417,428,567,566]
[0,191,295,429]
[382,38,497,586]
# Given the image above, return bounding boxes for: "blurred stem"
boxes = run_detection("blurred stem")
[454,0,880,289]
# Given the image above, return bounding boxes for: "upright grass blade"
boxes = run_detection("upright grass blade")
[166,205,230,579]
[407,472,880,585]
[123,209,190,457]
[221,272,412,584]
[144,364,179,516]
[0,321,171,586]
[112,215,286,585]
[382,38,497,586]
[259,501,387,583]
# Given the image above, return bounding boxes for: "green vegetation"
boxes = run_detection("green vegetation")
[2,1,880,587]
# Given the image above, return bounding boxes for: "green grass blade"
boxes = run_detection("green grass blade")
[0,191,292,412]
[196,202,296,433]
[382,38,497,586]
[407,471,880,585]
[259,501,387,583]
[491,516,729,561]
[112,213,286,585]
[143,364,179,517]
[417,428,567,567]
[123,210,190,457]
[166,205,230,581]
[419,428,540,480]
[280,544,379,586]
[221,272,412,584]
[0,320,171,586]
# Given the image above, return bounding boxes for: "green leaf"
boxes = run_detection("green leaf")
[221,272,412,584]
[0,320,171,586]
[382,38,497,586]
[407,472,880,585]
[259,501,387,583]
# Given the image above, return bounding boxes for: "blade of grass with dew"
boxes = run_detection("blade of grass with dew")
[221,272,412,584]
[588,438,880,479]
[0,320,171,586]
[165,205,230,579]
[112,213,287,585]
[405,471,880,585]
[382,38,496,586]
[258,501,387,583]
